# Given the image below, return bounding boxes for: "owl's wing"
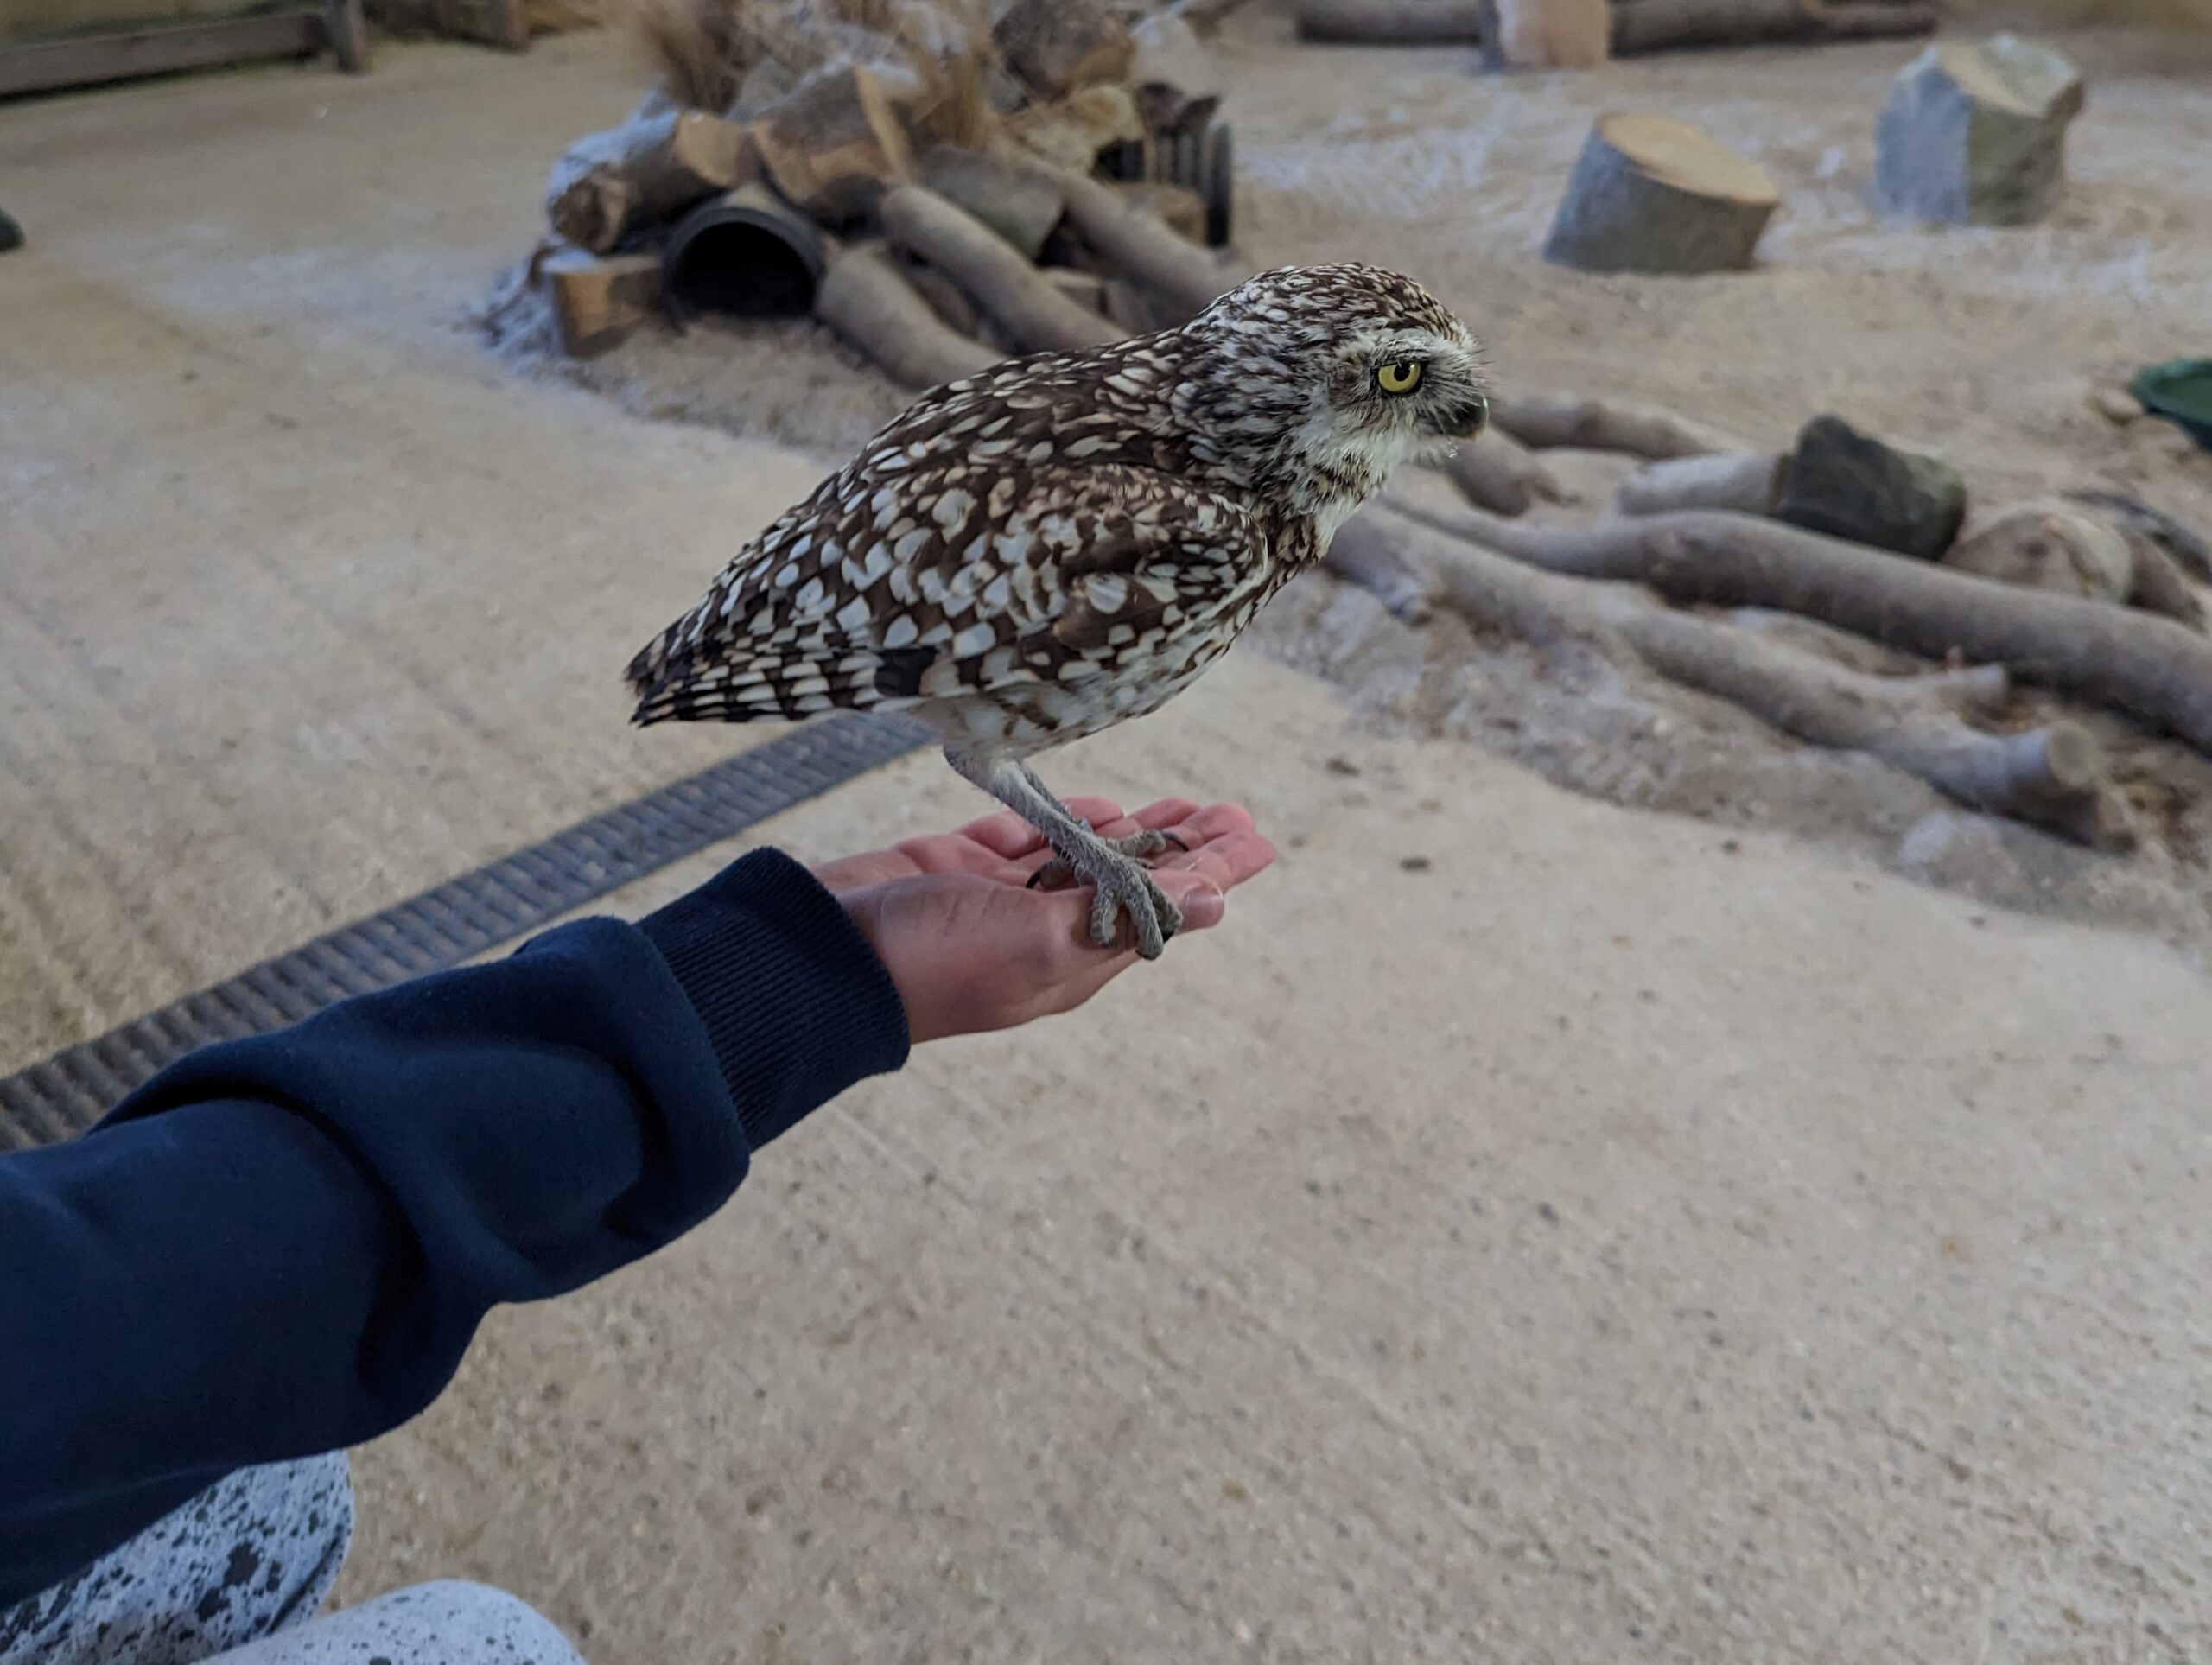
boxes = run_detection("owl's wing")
[626,461,1258,725]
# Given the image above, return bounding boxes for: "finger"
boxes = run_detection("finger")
[1166,801,1259,848]
[1127,797,1203,832]
[1155,829,1277,893]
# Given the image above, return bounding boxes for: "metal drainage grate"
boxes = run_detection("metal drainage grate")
[0,713,932,1152]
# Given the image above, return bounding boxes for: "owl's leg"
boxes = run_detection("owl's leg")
[944,748,1183,960]
[1017,763,1186,868]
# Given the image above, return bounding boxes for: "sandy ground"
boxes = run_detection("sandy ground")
[2,22,2209,1665]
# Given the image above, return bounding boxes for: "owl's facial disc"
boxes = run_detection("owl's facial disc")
[1349,329,1489,446]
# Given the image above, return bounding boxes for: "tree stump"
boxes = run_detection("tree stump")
[1874,35,2085,227]
[1541,114,1779,274]
[1490,0,1611,68]
[1770,415,1966,560]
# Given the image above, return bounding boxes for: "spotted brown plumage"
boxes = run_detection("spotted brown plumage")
[628,263,1488,957]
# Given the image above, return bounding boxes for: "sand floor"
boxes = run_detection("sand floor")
[2,22,2209,1665]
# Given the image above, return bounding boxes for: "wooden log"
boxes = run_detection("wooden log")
[1343,506,2134,847]
[546,111,758,256]
[1955,496,2208,631]
[1171,0,1267,31]
[1611,0,1936,54]
[1323,512,1435,625]
[1944,499,2134,606]
[899,253,985,337]
[1491,0,1611,68]
[1487,391,1745,459]
[1054,166,1239,321]
[1875,35,2085,227]
[1389,499,2212,758]
[1771,415,1965,560]
[0,10,332,96]
[2066,491,2212,583]
[1617,449,1780,515]
[752,64,917,225]
[995,0,1135,99]
[815,243,1002,391]
[918,146,1066,262]
[1542,114,1779,274]
[1110,181,1210,244]
[543,249,663,359]
[1008,84,1148,174]
[1293,0,1486,43]
[2123,536,2209,633]
[880,186,1122,355]
[1434,429,1569,516]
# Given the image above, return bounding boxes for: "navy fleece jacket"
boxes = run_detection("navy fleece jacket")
[0,849,909,1606]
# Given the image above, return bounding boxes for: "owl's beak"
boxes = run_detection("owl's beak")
[1443,393,1490,442]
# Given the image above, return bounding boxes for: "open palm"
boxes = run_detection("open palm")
[815,797,1276,1045]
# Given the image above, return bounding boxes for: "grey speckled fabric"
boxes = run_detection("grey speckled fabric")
[0,1456,353,1665]
[208,1582,587,1665]
[2,1459,587,1665]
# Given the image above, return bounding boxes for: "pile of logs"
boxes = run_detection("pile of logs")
[525,0,1239,359]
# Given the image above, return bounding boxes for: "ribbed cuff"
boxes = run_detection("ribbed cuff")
[639,849,910,1152]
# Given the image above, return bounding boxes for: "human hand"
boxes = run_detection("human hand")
[814,798,1275,1045]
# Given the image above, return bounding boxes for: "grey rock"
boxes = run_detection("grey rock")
[1772,415,1967,559]
[1875,35,2084,226]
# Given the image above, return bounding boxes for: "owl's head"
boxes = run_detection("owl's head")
[1175,264,1488,527]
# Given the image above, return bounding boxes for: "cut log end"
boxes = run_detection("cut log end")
[1543,114,1778,275]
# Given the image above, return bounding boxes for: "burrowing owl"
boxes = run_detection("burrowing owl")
[627,263,1487,957]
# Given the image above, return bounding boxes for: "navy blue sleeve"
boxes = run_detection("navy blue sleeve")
[0,849,907,1605]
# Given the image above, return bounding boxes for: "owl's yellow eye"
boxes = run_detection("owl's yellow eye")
[1375,359,1424,396]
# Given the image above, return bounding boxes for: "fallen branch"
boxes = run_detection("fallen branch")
[814,241,1001,391]
[1338,507,2135,846]
[1394,500,2212,757]
[1322,511,1434,623]
[1053,164,1238,321]
[1293,0,1485,42]
[1617,449,1779,515]
[1488,391,1745,459]
[1435,429,1571,516]
[882,184,1121,355]
[2126,536,2208,633]
[1611,0,1936,54]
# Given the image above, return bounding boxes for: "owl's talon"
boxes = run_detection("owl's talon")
[1086,855,1181,960]
[1027,828,1184,893]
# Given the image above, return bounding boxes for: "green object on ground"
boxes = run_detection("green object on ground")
[2131,359,2212,449]
[0,208,23,253]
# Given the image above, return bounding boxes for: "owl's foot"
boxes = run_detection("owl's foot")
[1028,829,1187,959]
[1026,827,1186,896]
